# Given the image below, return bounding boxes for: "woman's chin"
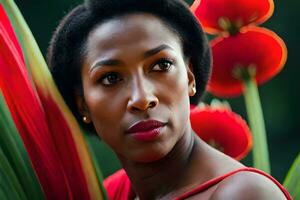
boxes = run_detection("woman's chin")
[127,143,174,164]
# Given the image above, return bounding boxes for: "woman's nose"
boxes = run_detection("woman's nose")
[127,77,159,112]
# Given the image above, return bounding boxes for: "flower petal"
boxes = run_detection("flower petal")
[192,0,274,34]
[190,106,252,160]
[207,26,287,97]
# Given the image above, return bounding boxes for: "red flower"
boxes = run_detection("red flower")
[207,26,287,97]
[191,0,274,34]
[190,105,252,160]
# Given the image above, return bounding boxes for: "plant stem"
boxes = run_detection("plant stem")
[243,77,271,173]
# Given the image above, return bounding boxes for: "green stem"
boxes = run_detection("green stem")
[243,77,271,173]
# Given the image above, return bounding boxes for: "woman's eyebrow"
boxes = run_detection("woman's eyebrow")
[90,59,122,73]
[143,44,174,59]
[89,44,174,73]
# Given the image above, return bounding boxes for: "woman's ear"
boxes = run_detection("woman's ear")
[187,62,196,97]
[75,94,92,124]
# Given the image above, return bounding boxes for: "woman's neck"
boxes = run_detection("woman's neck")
[118,126,201,200]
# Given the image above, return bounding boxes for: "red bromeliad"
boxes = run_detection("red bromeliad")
[191,0,274,35]
[0,5,71,198]
[0,3,105,199]
[190,105,252,161]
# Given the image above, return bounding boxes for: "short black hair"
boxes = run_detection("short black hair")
[47,0,211,131]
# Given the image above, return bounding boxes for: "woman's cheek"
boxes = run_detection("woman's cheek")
[163,67,189,104]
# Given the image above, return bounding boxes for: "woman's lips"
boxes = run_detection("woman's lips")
[126,120,166,142]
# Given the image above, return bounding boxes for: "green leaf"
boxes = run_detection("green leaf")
[0,146,26,200]
[0,187,9,200]
[0,92,45,199]
[83,132,108,200]
[283,153,300,200]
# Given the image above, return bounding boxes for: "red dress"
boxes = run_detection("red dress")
[104,167,292,200]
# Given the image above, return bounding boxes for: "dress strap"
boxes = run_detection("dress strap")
[175,167,292,200]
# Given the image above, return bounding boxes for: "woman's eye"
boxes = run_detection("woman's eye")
[99,72,122,86]
[152,59,173,72]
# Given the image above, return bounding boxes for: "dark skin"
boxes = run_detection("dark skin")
[76,13,287,200]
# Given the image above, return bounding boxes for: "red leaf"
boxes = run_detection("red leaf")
[0,5,77,199]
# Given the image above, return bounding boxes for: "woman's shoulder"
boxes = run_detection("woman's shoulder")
[104,168,292,200]
[209,168,291,200]
[176,167,292,200]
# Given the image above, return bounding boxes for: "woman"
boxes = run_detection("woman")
[48,0,291,199]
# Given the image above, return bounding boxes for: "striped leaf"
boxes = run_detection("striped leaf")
[0,1,106,199]
[0,3,76,199]
[0,91,45,199]
[0,146,25,200]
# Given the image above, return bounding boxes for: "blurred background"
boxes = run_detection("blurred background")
[14,0,299,183]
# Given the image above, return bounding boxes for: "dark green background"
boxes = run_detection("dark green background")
[14,0,300,183]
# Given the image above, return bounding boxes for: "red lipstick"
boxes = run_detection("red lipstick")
[126,120,166,142]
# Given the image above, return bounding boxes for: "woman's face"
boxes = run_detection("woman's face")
[78,13,195,163]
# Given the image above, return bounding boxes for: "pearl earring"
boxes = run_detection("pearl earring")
[192,87,196,94]
[190,84,196,96]
[83,116,91,123]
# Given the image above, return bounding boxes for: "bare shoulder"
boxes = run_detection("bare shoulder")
[209,170,288,200]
